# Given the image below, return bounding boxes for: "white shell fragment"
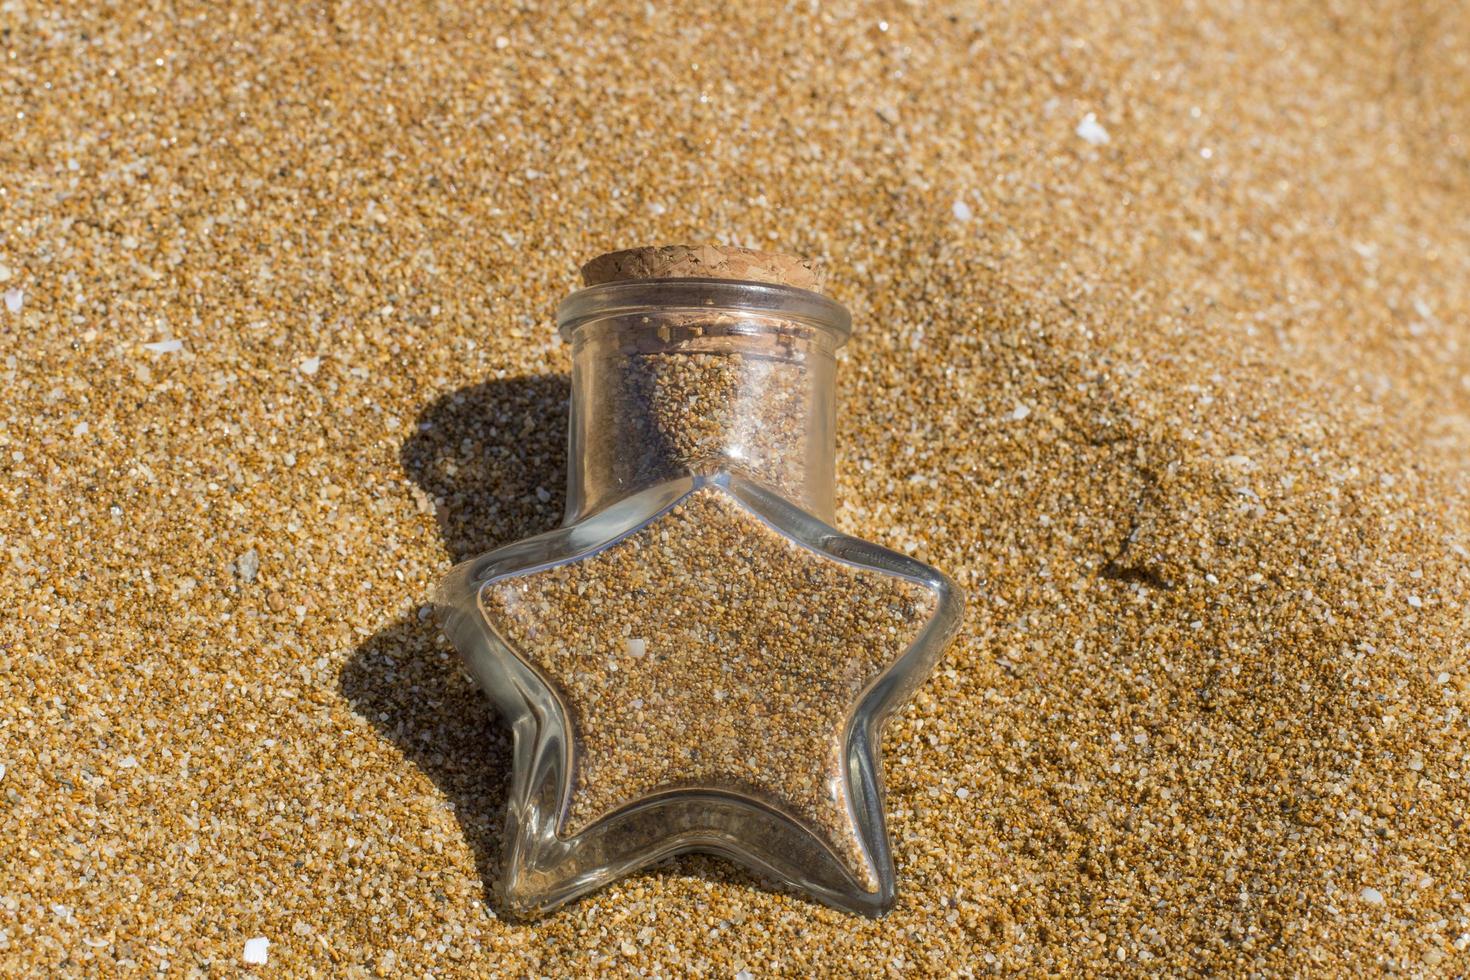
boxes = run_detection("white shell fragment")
[243,937,269,964]
[1076,112,1110,146]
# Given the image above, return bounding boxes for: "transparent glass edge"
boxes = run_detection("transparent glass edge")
[555,278,853,346]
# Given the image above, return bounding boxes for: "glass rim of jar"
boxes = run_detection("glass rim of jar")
[555,277,852,347]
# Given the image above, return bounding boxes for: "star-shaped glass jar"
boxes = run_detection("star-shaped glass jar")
[438,246,962,918]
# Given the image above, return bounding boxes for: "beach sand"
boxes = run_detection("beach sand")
[1,0,1466,973]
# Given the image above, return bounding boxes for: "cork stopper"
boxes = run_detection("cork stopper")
[581,244,826,295]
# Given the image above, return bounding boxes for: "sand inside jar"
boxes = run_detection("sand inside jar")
[479,486,938,890]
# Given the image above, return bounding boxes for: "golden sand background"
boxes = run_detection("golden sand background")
[2,0,1467,974]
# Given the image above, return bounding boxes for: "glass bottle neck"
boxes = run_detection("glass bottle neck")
[556,281,849,525]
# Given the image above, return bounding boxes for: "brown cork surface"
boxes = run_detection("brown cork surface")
[581,244,827,293]
[1,1,1468,976]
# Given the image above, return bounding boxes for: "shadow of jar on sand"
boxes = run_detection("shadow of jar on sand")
[337,374,781,912]
[337,374,571,909]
